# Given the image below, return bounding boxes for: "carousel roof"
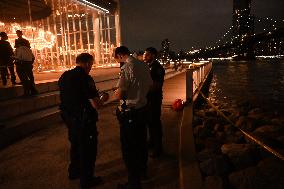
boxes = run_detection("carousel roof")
[0,0,117,23]
[0,0,52,23]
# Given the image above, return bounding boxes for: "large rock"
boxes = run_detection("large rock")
[200,155,231,176]
[235,116,259,132]
[196,125,214,139]
[224,132,246,144]
[205,108,217,117]
[193,116,203,126]
[203,176,224,189]
[214,124,224,132]
[194,125,204,136]
[253,124,284,134]
[270,118,283,125]
[197,149,220,162]
[229,166,262,189]
[203,137,222,151]
[252,125,284,149]
[221,143,260,170]
[203,117,218,130]
[195,109,205,117]
[215,131,226,142]
[229,158,284,189]
[223,124,238,135]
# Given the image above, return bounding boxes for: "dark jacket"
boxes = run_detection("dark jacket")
[0,40,14,66]
[148,60,165,99]
[58,66,99,121]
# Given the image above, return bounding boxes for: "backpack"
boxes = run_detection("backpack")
[15,46,35,62]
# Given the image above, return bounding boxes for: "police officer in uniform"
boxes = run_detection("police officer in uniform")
[114,46,152,189]
[59,53,107,189]
[143,47,165,158]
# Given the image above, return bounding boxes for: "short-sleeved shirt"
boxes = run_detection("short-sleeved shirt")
[59,66,99,120]
[116,56,152,109]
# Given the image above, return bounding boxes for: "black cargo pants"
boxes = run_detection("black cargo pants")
[61,112,98,189]
[117,106,148,189]
[147,96,163,153]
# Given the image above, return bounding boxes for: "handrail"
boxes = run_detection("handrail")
[186,61,212,102]
[179,61,213,189]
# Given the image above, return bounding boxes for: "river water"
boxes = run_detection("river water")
[208,58,284,116]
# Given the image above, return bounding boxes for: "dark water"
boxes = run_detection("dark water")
[209,59,284,116]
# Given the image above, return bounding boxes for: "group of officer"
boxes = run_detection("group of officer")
[59,45,165,189]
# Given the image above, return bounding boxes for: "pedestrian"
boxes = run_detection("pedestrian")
[15,30,31,48]
[143,47,165,158]
[59,53,107,189]
[15,42,38,96]
[114,46,152,189]
[0,32,16,86]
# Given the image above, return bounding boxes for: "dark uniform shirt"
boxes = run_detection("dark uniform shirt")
[148,60,165,99]
[58,66,99,121]
[0,40,14,66]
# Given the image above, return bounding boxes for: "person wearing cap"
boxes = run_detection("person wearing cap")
[59,53,107,189]
[0,32,16,86]
[114,46,152,189]
[143,47,165,158]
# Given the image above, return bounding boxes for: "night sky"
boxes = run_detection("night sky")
[119,0,284,52]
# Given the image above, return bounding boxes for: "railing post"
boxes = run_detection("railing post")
[186,68,194,103]
[180,67,203,189]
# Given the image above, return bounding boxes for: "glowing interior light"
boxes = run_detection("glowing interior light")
[4,23,56,50]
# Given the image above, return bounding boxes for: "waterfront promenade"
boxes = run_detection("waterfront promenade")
[0,71,189,189]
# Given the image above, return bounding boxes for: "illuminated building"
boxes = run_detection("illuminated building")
[0,0,121,72]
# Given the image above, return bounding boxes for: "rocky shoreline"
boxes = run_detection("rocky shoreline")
[193,100,284,189]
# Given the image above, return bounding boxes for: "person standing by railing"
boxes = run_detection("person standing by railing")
[114,46,152,189]
[143,47,165,158]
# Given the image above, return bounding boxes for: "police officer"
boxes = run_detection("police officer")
[143,47,165,158]
[114,46,152,189]
[59,53,107,189]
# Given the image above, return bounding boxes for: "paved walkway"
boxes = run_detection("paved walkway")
[0,72,188,189]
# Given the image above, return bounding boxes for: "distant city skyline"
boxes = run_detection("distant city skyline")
[119,0,284,51]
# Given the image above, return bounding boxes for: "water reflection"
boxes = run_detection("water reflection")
[209,59,284,115]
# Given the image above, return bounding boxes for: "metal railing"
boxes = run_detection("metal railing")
[186,61,212,102]
[179,61,213,189]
